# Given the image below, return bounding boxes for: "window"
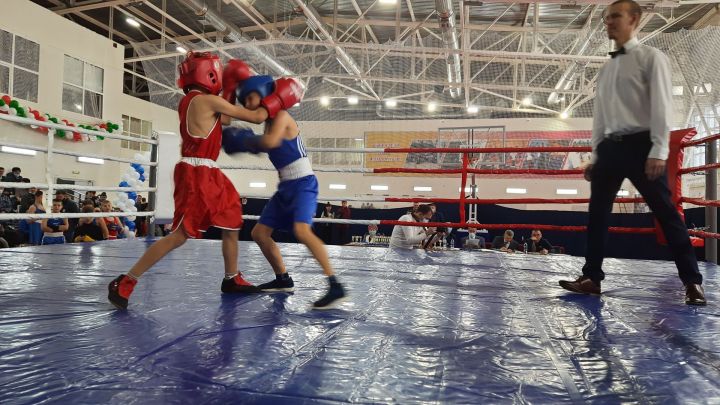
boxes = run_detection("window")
[305,137,363,167]
[62,55,103,118]
[0,29,39,102]
[685,106,720,168]
[121,115,152,152]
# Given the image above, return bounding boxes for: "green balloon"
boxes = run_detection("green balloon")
[97,135,105,140]
[56,130,66,138]
[0,99,5,107]
[9,100,19,108]
[49,117,59,123]
[16,107,26,117]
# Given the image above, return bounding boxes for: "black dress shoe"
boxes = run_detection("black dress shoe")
[685,284,707,306]
[559,276,601,295]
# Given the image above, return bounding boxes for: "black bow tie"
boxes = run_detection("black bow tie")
[609,47,626,58]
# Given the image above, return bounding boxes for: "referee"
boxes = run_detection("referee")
[558,0,706,305]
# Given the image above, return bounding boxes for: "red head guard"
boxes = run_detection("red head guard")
[177,52,223,95]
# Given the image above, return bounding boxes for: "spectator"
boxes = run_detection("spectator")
[317,202,335,244]
[428,202,445,223]
[527,229,552,255]
[56,190,80,242]
[74,204,108,242]
[85,191,99,207]
[4,167,22,183]
[0,167,4,180]
[492,230,521,252]
[100,200,124,240]
[40,199,68,245]
[0,188,14,213]
[20,185,37,213]
[363,224,383,243]
[26,190,46,245]
[461,222,485,250]
[0,223,9,248]
[97,192,108,206]
[390,204,434,249]
[134,195,148,237]
[338,200,351,244]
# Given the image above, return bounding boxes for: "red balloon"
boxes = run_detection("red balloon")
[1,95,10,105]
[73,132,82,141]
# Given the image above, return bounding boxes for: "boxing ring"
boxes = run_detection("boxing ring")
[2,113,720,403]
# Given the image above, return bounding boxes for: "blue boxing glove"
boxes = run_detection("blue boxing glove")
[222,127,263,155]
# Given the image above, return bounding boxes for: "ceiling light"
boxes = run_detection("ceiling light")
[354,138,363,141]
[249,182,267,188]
[556,188,578,195]
[427,102,437,112]
[385,99,397,108]
[74,103,82,111]
[521,97,532,106]
[459,187,472,193]
[617,189,629,197]
[379,0,397,4]
[506,188,527,194]
[347,96,359,105]
[371,185,389,191]
[559,111,569,119]
[176,46,187,54]
[320,96,330,106]
[467,106,479,114]
[414,186,432,192]
[77,156,104,165]
[329,184,347,190]
[126,17,141,28]
[672,86,684,96]
[1,146,37,156]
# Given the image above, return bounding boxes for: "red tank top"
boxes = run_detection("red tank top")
[178,90,222,160]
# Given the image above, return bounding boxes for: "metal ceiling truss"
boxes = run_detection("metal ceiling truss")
[42,0,720,117]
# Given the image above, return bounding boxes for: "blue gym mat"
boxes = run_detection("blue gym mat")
[1,240,719,404]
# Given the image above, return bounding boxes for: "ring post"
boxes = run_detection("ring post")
[707,138,718,263]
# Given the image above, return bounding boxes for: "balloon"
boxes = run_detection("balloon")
[130,170,140,180]
[127,192,137,201]
[1,95,10,105]
[126,221,136,231]
[117,192,128,201]
[126,230,136,239]
[129,205,138,212]
[138,174,146,183]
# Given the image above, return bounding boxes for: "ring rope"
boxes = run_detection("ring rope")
[0,211,154,221]
[681,132,720,148]
[0,140,157,167]
[0,114,158,145]
[0,182,156,193]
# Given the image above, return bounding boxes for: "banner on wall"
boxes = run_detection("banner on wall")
[363,130,592,177]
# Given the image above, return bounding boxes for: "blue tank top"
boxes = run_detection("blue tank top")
[47,218,64,228]
[268,134,308,170]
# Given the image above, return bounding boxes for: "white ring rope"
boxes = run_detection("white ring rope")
[0,211,154,221]
[241,215,380,225]
[219,164,372,173]
[0,114,158,145]
[0,182,156,193]
[242,194,392,203]
[0,140,158,167]
[304,147,384,153]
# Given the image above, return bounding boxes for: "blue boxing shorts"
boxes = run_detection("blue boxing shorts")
[41,235,66,245]
[259,175,318,232]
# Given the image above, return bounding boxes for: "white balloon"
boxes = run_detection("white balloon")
[117,192,128,201]
[126,230,136,239]
[130,170,140,180]
[129,205,138,212]
[133,153,144,161]
[128,178,139,188]
[121,173,131,182]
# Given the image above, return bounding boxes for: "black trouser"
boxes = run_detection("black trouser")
[583,132,702,286]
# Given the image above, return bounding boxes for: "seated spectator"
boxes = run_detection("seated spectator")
[4,167,22,182]
[26,190,46,245]
[527,229,552,255]
[0,188,14,213]
[390,204,434,249]
[461,222,485,250]
[40,199,68,245]
[97,192,108,207]
[429,202,445,222]
[20,185,37,213]
[85,191,98,207]
[492,230,521,252]
[0,223,9,248]
[74,204,108,242]
[363,224,384,243]
[100,200,124,240]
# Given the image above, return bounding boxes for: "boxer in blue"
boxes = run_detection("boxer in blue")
[41,199,68,245]
[222,75,347,310]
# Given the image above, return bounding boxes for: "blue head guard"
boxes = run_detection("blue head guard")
[236,75,275,106]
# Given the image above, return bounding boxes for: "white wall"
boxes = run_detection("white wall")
[0,0,178,202]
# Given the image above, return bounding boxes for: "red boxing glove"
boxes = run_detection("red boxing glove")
[261,78,304,119]
[222,59,251,104]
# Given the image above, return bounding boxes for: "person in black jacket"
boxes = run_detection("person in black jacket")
[527,229,553,255]
[491,230,521,252]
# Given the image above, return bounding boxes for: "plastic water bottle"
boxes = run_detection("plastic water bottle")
[523,242,528,254]
[450,238,455,249]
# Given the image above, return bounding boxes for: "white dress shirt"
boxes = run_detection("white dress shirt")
[389,214,426,249]
[591,37,673,163]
